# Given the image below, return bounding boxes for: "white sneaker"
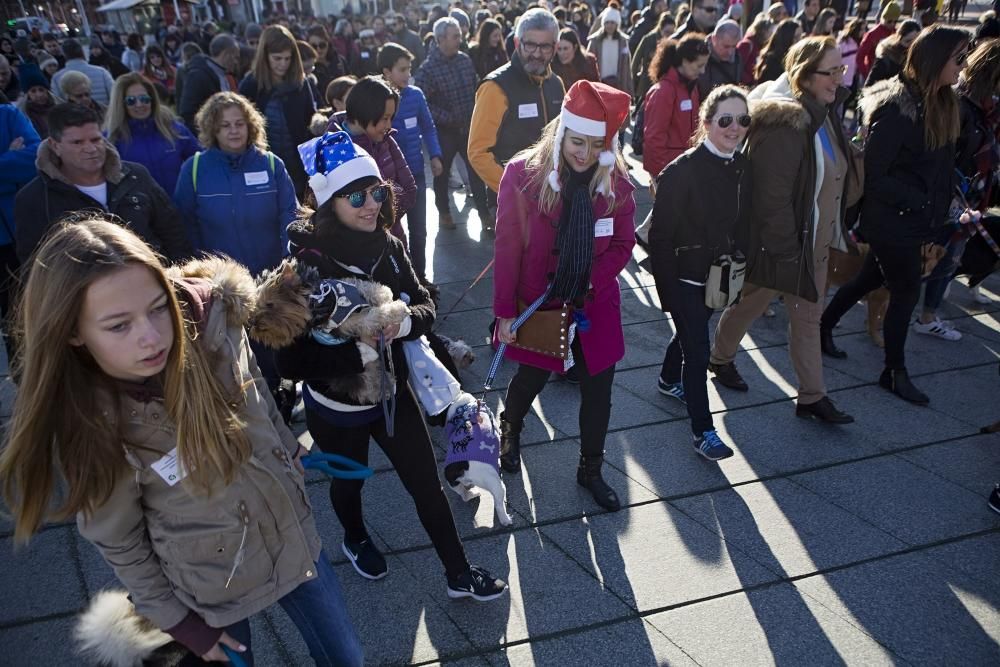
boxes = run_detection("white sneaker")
[971,285,991,305]
[913,318,962,341]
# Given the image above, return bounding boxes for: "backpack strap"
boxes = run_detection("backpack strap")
[267,151,275,174]
[191,151,202,193]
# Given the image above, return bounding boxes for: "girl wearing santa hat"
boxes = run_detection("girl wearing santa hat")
[492,80,636,512]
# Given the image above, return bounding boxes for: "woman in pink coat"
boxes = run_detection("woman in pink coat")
[492,80,636,512]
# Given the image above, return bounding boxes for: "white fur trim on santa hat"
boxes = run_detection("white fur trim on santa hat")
[311,153,381,208]
[561,108,607,138]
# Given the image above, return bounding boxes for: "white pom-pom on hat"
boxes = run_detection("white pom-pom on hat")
[548,169,562,192]
[598,151,615,167]
[309,172,329,192]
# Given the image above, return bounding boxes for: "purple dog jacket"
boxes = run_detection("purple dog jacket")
[444,401,501,471]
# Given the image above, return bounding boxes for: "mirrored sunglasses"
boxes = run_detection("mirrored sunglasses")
[715,114,751,128]
[125,94,152,106]
[335,184,390,208]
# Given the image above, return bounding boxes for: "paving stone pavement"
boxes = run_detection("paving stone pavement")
[2,155,1000,666]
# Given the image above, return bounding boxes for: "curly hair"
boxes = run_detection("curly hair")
[194,91,268,151]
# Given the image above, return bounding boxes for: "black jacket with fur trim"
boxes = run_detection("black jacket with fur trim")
[13,139,191,264]
[857,75,956,244]
[273,216,435,409]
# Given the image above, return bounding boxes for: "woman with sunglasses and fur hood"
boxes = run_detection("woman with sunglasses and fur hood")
[708,36,861,425]
[272,131,507,603]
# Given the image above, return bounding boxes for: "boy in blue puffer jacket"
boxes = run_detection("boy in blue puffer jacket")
[380,43,443,286]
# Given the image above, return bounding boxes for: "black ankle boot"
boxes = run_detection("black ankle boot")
[576,455,621,511]
[820,328,847,359]
[879,368,929,406]
[499,412,522,474]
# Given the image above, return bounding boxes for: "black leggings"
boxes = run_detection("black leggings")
[305,389,469,579]
[502,337,616,458]
[821,240,923,371]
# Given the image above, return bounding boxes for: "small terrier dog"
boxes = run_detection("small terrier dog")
[251,258,409,406]
[443,392,513,526]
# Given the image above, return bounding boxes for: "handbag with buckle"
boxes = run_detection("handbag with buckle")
[511,299,572,360]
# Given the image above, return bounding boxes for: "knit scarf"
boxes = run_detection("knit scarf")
[293,210,389,274]
[546,163,597,305]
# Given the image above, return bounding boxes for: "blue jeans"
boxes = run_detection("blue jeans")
[222,550,363,666]
[660,280,715,437]
[923,229,969,313]
[406,171,429,280]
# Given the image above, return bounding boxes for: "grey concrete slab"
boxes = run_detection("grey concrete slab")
[394,530,635,656]
[895,434,1000,497]
[793,548,1000,664]
[790,455,995,545]
[0,528,86,624]
[503,435,658,524]
[602,422,762,500]
[918,532,1000,592]
[646,582,899,666]
[0,616,80,666]
[670,478,906,578]
[482,617,699,667]
[916,364,1000,430]
[523,381,673,439]
[540,502,778,612]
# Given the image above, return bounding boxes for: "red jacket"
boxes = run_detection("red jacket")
[736,38,759,85]
[856,23,894,81]
[642,68,701,179]
[492,159,636,375]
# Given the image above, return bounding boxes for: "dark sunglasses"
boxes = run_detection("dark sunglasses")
[125,94,152,106]
[715,114,751,128]
[701,5,719,12]
[335,184,390,208]
[310,40,328,48]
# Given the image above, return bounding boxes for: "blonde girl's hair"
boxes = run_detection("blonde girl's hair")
[104,72,179,147]
[195,91,269,151]
[785,35,838,96]
[252,25,305,91]
[0,216,251,545]
[904,25,967,150]
[516,116,628,215]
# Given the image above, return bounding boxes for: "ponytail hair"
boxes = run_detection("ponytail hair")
[648,32,709,82]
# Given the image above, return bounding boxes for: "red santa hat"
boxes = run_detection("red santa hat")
[548,80,631,193]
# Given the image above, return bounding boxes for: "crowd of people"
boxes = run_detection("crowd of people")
[0,0,998,663]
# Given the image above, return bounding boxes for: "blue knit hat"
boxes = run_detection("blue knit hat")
[297,131,381,207]
[17,63,48,92]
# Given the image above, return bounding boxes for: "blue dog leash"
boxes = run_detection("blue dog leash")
[300,451,374,479]
[222,645,248,666]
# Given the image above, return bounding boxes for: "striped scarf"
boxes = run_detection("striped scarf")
[546,165,597,305]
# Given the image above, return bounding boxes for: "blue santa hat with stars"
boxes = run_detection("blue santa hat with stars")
[298,131,381,207]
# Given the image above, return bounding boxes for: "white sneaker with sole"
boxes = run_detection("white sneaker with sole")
[913,318,962,341]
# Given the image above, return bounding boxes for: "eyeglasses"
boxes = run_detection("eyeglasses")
[125,94,152,106]
[521,40,555,55]
[715,114,751,128]
[813,65,848,77]
[335,184,390,208]
[310,40,328,49]
[700,5,719,13]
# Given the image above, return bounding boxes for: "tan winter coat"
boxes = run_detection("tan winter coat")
[77,258,321,633]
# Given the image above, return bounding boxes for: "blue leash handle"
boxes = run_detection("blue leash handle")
[301,452,374,479]
[222,645,248,667]
[483,291,549,395]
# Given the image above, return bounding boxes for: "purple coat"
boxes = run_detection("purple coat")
[492,159,636,375]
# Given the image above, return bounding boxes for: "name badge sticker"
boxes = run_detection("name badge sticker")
[404,116,418,129]
[151,448,187,487]
[244,171,269,186]
[680,99,693,112]
[595,217,614,238]
[518,103,539,119]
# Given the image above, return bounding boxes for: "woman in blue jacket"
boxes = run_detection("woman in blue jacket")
[105,73,200,196]
[173,91,298,407]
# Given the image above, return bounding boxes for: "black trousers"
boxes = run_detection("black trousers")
[821,239,923,371]
[305,389,469,579]
[433,128,489,217]
[660,281,715,436]
[502,337,616,458]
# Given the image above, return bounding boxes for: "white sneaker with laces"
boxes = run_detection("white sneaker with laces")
[913,318,962,341]
[971,285,991,305]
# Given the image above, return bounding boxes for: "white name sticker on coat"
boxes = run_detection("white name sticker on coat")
[361,51,370,59]
[404,117,418,129]
[680,99,693,112]
[518,103,539,119]
[151,448,187,486]
[595,218,614,238]
[244,171,269,186]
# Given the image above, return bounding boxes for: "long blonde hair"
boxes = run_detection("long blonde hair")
[104,72,179,146]
[0,217,251,544]
[517,117,628,215]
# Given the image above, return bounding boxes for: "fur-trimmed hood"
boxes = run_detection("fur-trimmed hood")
[166,256,258,329]
[34,136,125,185]
[747,74,813,132]
[858,75,919,124]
